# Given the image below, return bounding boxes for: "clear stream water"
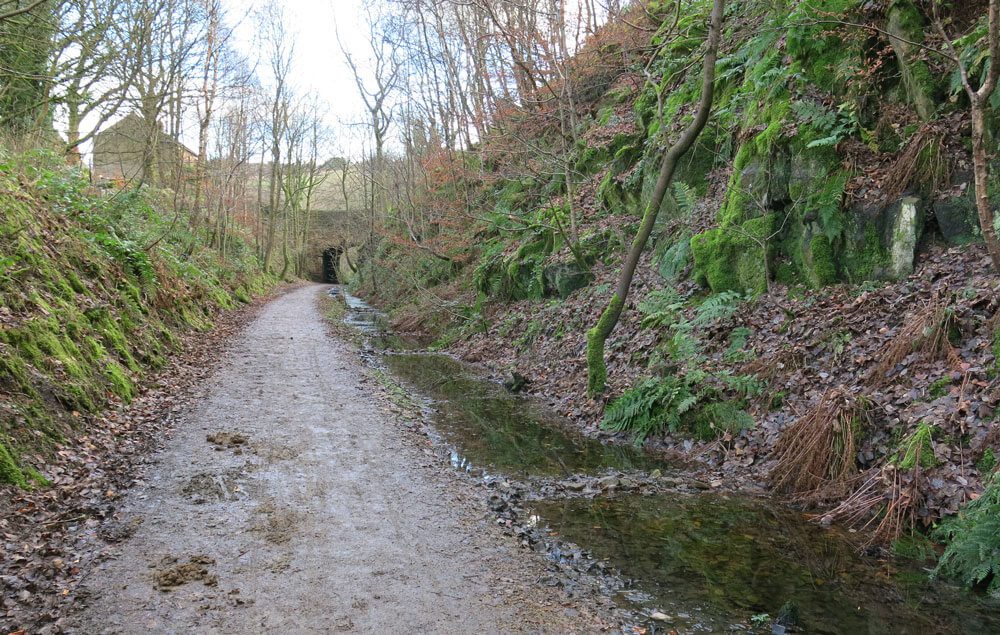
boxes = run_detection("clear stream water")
[333,287,1000,633]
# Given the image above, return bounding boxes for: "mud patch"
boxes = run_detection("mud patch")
[152,555,219,591]
[253,443,300,462]
[206,431,249,452]
[249,501,303,544]
[99,517,144,543]
[182,467,245,504]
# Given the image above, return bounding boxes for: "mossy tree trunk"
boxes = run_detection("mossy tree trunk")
[586,0,725,396]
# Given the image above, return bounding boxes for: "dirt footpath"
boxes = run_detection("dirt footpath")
[68,286,606,633]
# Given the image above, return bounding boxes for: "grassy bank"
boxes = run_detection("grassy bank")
[0,150,275,486]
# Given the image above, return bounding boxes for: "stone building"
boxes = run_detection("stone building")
[92,114,197,185]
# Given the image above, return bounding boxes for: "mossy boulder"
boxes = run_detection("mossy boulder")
[691,215,773,294]
[543,262,593,299]
[598,171,643,216]
[886,1,940,121]
[839,196,922,282]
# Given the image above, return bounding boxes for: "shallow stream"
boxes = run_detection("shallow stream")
[332,286,1000,633]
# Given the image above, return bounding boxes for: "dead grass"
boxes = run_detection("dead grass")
[872,291,962,386]
[821,463,925,547]
[768,386,873,501]
[881,126,949,204]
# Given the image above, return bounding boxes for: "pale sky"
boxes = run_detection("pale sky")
[224,0,372,158]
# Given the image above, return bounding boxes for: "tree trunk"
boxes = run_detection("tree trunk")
[586,0,725,396]
[971,103,1000,269]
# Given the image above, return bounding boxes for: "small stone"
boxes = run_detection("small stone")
[649,469,662,479]
[650,611,670,621]
[599,476,619,489]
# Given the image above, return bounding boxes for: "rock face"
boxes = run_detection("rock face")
[933,171,981,244]
[888,197,922,279]
[886,2,938,122]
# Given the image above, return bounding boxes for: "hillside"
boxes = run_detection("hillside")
[0,151,274,487]
[351,0,1000,552]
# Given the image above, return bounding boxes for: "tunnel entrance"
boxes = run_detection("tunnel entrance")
[322,247,343,283]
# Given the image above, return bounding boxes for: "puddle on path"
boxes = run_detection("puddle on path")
[331,287,427,351]
[533,494,1000,633]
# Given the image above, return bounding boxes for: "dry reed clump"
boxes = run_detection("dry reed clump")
[768,386,873,501]
[880,126,949,204]
[821,462,926,547]
[872,292,962,387]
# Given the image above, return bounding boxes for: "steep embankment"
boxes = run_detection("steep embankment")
[350,0,1000,548]
[0,151,273,487]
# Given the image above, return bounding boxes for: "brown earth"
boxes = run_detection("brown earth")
[61,285,613,633]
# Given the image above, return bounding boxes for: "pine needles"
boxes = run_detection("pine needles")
[768,386,872,500]
[822,462,926,546]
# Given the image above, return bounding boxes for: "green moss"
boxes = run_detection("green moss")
[978,448,997,475]
[896,422,938,470]
[842,223,891,282]
[808,235,836,286]
[775,262,798,285]
[992,323,1000,376]
[787,0,856,93]
[66,271,87,294]
[587,293,624,396]
[84,306,140,371]
[104,361,134,403]
[691,216,772,294]
[928,377,951,399]
[0,439,26,487]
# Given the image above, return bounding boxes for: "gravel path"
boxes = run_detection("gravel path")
[68,285,584,633]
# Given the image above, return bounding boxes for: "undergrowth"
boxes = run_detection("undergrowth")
[933,471,1000,597]
[0,149,275,486]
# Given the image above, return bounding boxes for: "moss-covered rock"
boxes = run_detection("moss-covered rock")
[691,215,773,294]
[886,1,940,121]
[0,151,275,486]
[896,422,938,470]
[808,235,837,286]
[839,196,923,282]
[543,262,592,299]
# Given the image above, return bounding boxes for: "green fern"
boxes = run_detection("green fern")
[601,376,693,445]
[653,233,692,281]
[692,290,744,327]
[638,288,684,329]
[933,471,1000,597]
[672,182,698,215]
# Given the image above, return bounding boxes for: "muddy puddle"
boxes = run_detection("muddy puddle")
[336,287,998,633]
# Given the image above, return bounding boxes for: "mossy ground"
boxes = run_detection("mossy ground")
[0,151,276,486]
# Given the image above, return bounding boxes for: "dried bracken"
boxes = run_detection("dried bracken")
[880,126,950,204]
[872,292,962,386]
[768,386,873,500]
[822,463,927,546]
